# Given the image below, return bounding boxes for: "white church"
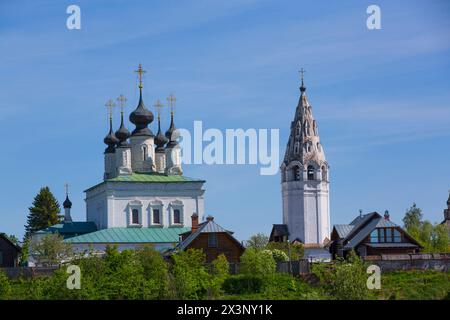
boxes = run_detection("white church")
[32,64,206,254]
[270,72,331,261]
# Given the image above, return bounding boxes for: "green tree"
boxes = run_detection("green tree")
[431,224,450,252]
[245,233,269,249]
[266,241,304,260]
[240,248,276,276]
[209,254,230,298]
[171,249,210,299]
[403,203,423,238]
[270,249,289,262]
[135,246,170,299]
[25,187,62,238]
[30,233,73,266]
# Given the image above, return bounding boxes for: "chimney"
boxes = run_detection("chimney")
[191,213,199,232]
[206,215,214,221]
[384,210,390,221]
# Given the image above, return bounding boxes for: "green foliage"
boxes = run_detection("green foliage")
[266,241,304,260]
[245,233,269,249]
[0,270,11,299]
[240,248,276,276]
[271,249,289,262]
[171,249,210,299]
[25,187,62,238]
[30,233,73,266]
[312,251,369,300]
[403,203,450,253]
[223,274,264,294]
[209,254,230,297]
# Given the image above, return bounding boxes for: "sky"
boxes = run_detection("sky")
[0,0,449,241]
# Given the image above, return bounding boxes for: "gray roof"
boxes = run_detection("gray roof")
[375,218,397,228]
[334,224,354,238]
[174,218,240,251]
[270,224,289,240]
[344,217,381,249]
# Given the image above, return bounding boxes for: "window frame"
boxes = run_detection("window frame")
[208,233,218,248]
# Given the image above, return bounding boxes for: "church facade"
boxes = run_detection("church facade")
[271,72,331,257]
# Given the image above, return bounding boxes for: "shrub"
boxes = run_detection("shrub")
[0,270,11,299]
[271,249,289,262]
[266,242,304,260]
[222,274,264,295]
[240,248,276,276]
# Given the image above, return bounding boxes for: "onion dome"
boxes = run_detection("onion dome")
[129,64,154,136]
[104,117,119,154]
[155,116,168,152]
[115,103,131,147]
[63,195,72,209]
[165,112,178,148]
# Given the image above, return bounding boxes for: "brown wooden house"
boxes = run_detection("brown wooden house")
[173,214,245,263]
[0,233,21,267]
[330,211,422,259]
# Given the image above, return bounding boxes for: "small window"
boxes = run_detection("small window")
[208,233,218,247]
[307,166,315,180]
[378,229,385,243]
[386,228,393,243]
[142,145,148,161]
[370,230,378,243]
[296,126,301,136]
[294,142,300,154]
[152,209,160,224]
[293,166,301,181]
[173,209,181,224]
[394,229,401,243]
[132,209,140,224]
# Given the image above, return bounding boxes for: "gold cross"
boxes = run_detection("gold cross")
[117,94,127,114]
[64,182,69,196]
[299,68,306,82]
[134,63,146,89]
[167,93,176,115]
[154,99,163,120]
[105,99,116,119]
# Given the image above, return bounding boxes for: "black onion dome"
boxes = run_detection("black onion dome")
[63,195,72,209]
[155,118,168,152]
[115,113,130,147]
[129,89,154,136]
[165,114,178,148]
[104,119,119,154]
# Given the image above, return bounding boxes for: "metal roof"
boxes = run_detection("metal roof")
[375,219,397,228]
[36,222,98,238]
[334,224,354,238]
[344,217,381,249]
[175,219,238,251]
[65,227,190,243]
[85,173,205,192]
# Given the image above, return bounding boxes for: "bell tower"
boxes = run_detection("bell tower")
[280,70,330,245]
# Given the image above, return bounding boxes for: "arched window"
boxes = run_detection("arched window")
[132,209,140,224]
[142,145,148,161]
[293,166,301,181]
[294,142,300,154]
[173,209,181,224]
[296,125,301,137]
[307,165,315,180]
[305,121,310,136]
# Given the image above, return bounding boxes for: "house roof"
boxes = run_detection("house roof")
[174,218,242,252]
[85,173,205,192]
[0,233,21,252]
[365,243,419,248]
[65,227,189,243]
[270,224,289,240]
[334,211,421,250]
[35,222,98,238]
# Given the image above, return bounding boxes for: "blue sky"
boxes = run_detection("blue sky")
[0,0,449,241]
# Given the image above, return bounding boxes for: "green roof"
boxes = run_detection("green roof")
[65,227,190,244]
[36,222,98,239]
[85,173,205,192]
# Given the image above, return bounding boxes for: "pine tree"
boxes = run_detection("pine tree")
[24,187,62,238]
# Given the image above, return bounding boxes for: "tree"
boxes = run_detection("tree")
[240,248,276,276]
[171,249,210,299]
[30,233,73,266]
[270,249,289,262]
[245,233,269,249]
[209,254,230,297]
[403,203,423,238]
[0,270,11,299]
[266,241,304,260]
[25,187,62,238]
[431,224,450,253]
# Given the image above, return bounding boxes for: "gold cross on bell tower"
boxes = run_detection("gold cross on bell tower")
[134,63,146,89]
[167,93,176,116]
[154,99,163,120]
[105,99,116,119]
[117,94,127,114]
